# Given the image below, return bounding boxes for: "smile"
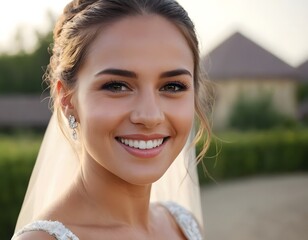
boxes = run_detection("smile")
[117,138,165,149]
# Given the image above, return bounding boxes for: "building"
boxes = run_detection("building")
[0,95,51,128]
[297,60,308,120]
[203,32,297,129]
[297,60,308,81]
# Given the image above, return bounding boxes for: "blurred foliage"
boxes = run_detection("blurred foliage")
[228,94,296,130]
[0,15,54,94]
[197,129,308,185]
[1,129,308,238]
[0,132,41,239]
[297,83,308,102]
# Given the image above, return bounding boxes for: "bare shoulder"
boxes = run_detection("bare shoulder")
[13,231,55,240]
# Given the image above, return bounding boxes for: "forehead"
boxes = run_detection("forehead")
[82,14,194,74]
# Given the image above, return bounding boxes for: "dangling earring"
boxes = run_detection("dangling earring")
[68,115,78,140]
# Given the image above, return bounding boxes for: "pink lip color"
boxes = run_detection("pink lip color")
[118,134,167,141]
[118,140,166,159]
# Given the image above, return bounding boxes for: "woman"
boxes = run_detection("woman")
[12,0,211,239]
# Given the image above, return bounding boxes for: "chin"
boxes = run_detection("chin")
[121,166,170,186]
[128,174,164,186]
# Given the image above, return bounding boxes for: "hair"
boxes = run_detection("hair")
[46,0,213,164]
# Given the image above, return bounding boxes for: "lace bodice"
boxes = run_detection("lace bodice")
[12,202,203,240]
[161,202,203,240]
[12,220,79,240]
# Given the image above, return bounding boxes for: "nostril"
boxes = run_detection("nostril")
[129,109,165,128]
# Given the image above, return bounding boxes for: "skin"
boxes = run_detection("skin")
[16,14,195,240]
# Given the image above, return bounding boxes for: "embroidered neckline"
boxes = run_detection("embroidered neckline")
[13,202,203,240]
[13,220,79,240]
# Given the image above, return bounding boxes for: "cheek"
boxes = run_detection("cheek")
[165,95,195,138]
[77,98,127,167]
[80,99,125,136]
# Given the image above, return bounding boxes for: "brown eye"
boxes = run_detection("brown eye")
[160,82,188,93]
[101,81,131,92]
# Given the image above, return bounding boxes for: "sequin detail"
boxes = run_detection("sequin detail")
[161,201,204,240]
[12,202,203,240]
[12,220,79,240]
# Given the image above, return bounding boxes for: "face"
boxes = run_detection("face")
[72,15,195,185]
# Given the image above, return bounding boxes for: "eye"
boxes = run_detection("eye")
[160,81,188,93]
[101,81,131,92]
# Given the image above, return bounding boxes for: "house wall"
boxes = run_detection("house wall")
[212,78,297,129]
[0,95,51,128]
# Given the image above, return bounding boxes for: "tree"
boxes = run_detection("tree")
[0,11,55,94]
[228,93,295,130]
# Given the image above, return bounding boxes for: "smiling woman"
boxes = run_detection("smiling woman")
[11,1,212,240]
[67,15,194,186]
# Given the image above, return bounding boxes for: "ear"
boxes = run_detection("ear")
[56,80,75,118]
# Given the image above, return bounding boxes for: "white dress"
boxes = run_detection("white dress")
[12,202,203,240]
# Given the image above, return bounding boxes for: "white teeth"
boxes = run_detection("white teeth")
[133,140,138,148]
[118,138,165,149]
[139,140,146,149]
[146,140,153,149]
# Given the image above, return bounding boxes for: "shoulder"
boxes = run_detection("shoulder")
[160,201,204,240]
[12,220,79,240]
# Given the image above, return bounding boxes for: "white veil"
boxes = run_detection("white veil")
[15,112,203,231]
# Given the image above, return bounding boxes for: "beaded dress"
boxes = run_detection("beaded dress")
[12,202,203,240]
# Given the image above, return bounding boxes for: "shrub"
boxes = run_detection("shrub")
[228,94,295,130]
[297,83,308,102]
[0,133,40,239]
[197,129,308,185]
[2,130,308,238]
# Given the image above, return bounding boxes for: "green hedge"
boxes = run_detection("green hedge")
[0,133,40,239]
[1,130,308,238]
[197,129,308,184]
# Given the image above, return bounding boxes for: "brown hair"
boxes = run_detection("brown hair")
[46,0,212,163]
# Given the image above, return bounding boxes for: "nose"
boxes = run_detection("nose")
[130,92,165,128]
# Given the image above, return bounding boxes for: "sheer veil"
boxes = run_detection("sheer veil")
[15,112,203,231]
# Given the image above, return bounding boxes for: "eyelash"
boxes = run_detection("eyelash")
[101,80,189,93]
[160,81,189,92]
[101,80,131,92]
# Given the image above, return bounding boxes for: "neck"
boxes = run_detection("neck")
[73,154,153,229]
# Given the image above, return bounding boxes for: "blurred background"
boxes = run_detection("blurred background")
[0,0,307,239]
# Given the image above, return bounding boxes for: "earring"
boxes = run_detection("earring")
[68,115,78,140]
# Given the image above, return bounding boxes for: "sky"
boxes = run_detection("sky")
[0,0,307,67]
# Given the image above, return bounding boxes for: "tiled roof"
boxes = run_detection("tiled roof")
[203,32,297,80]
[297,60,308,81]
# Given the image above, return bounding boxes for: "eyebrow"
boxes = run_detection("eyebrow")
[95,68,137,78]
[160,69,192,78]
[95,68,192,78]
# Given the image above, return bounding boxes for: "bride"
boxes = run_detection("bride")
[12,0,212,239]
